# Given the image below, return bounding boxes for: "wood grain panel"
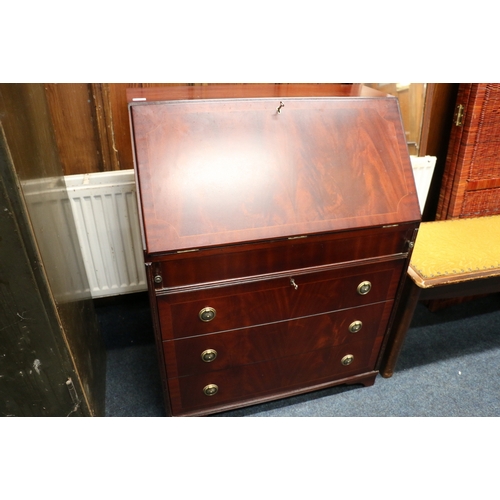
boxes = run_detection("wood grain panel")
[131,90,420,253]
[44,83,102,175]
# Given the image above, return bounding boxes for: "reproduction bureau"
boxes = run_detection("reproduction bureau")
[128,84,421,416]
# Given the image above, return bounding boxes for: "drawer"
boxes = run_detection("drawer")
[167,336,383,415]
[152,224,416,288]
[163,300,393,378]
[157,259,405,340]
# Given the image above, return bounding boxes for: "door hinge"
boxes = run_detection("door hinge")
[455,104,465,126]
[66,377,81,416]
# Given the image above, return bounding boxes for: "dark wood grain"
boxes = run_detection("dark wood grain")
[166,371,378,416]
[131,91,420,254]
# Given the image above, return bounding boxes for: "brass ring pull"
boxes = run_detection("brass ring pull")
[290,278,298,290]
[277,101,285,114]
[357,281,372,295]
[203,384,218,396]
[349,320,363,333]
[201,349,217,363]
[199,307,216,322]
[341,354,354,366]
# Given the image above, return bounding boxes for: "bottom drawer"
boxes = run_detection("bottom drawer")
[167,337,382,416]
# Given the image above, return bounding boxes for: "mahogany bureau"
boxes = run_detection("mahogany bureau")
[127,84,421,417]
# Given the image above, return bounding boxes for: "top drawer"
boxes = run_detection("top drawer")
[157,259,405,340]
[152,224,416,288]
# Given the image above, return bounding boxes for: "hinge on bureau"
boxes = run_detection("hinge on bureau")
[455,104,465,126]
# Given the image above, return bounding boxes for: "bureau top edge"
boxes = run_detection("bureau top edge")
[126,83,392,104]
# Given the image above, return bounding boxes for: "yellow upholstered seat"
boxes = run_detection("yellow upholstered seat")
[408,215,500,288]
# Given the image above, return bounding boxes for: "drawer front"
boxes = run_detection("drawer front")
[163,300,393,378]
[167,337,383,415]
[157,259,405,340]
[153,224,416,288]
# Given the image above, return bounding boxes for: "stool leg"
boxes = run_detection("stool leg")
[379,277,422,378]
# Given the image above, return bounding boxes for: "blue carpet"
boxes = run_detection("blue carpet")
[99,292,500,417]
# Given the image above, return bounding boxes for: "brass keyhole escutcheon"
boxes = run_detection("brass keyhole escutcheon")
[201,349,217,363]
[199,307,216,322]
[203,384,219,396]
[341,354,354,366]
[357,281,372,295]
[349,320,363,333]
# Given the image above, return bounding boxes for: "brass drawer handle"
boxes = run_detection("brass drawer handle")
[349,320,363,333]
[203,384,219,396]
[201,349,218,363]
[357,281,371,295]
[341,354,354,366]
[199,307,216,322]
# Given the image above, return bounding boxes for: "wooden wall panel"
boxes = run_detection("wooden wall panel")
[46,83,205,175]
[45,83,103,175]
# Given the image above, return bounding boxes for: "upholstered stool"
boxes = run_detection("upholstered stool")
[380,215,500,378]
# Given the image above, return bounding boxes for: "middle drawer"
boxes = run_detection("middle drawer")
[163,300,393,379]
[157,259,404,340]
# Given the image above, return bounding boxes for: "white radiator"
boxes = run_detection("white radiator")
[410,155,437,214]
[64,170,147,298]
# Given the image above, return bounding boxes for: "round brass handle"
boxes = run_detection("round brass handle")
[341,354,354,366]
[349,320,363,333]
[357,281,372,295]
[199,307,216,322]
[201,349,218,363]
[203,384,219,396]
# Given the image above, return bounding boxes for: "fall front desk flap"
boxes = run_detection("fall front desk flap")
[129,87,420,255]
